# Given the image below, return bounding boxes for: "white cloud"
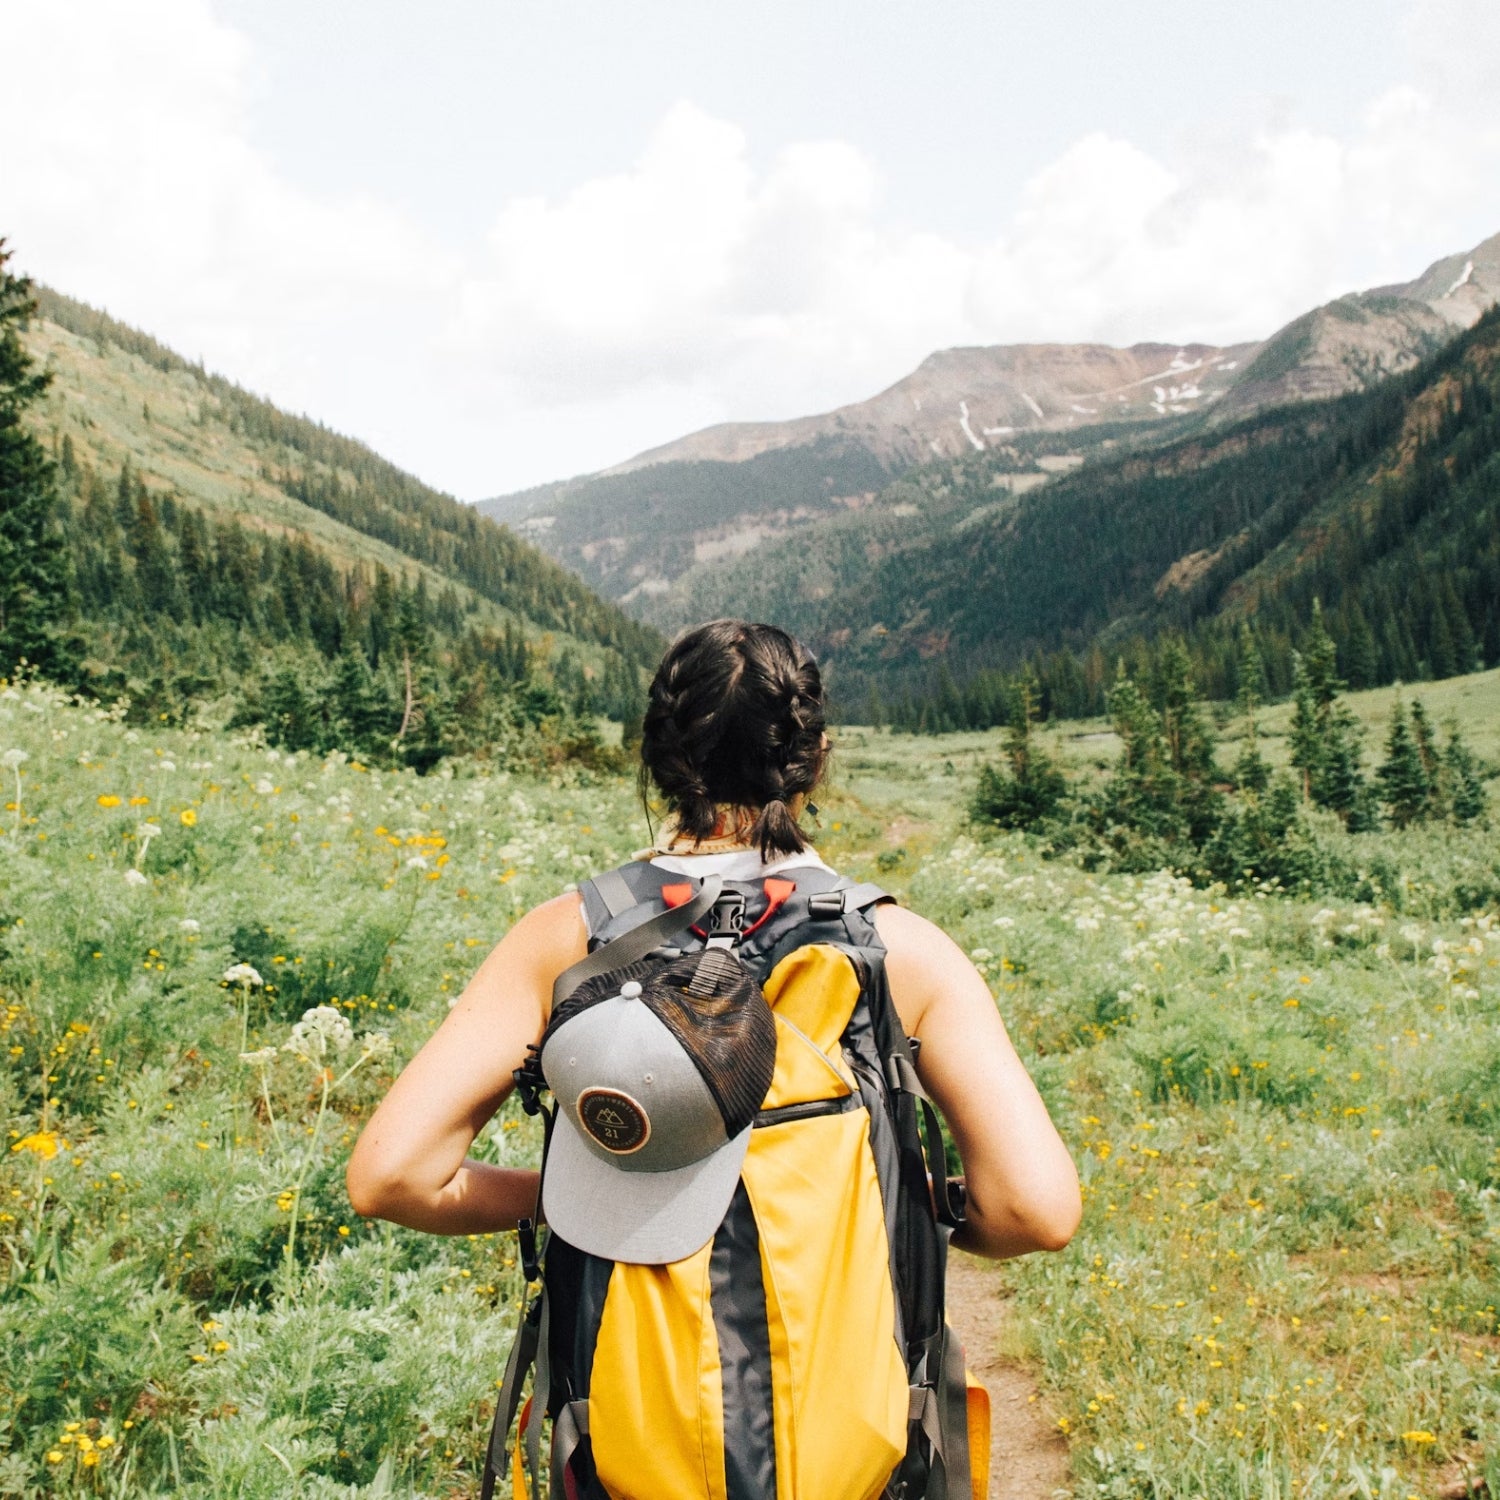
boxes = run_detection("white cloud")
[1,0,1497,498]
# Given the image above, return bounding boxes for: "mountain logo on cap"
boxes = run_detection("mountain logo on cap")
[577,1088,650,1154]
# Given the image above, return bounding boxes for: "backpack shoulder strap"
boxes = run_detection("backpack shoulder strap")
[554,876,723,1007]
[577,860,670,940]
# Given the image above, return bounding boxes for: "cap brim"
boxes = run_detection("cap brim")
[542,1109,752,1265]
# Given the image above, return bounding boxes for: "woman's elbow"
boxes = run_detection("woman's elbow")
[1024,1191,1082,1253]
[345,1158,390,1221]
[345,1141,412,1222]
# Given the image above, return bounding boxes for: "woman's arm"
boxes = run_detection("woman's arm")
[874,903,1082,1259]
[345,892,587,1235]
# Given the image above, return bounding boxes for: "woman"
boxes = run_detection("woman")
[348,615,1080,1494]
[347,619,1078,1254]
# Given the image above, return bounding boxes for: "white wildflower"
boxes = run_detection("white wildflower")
[359,1031,395,1063]
[238,1046,278,1068]
[284,1005,355,1063]
[158,759,176,773]
[179,918,201,934]
[1,748,26,768]
[123,868,149,888]
[404,855,430,871]
[254,778,276,795]
[222,963,265,988]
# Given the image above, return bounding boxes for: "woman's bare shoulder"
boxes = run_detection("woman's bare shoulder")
[872,900,967,963]
[871,901,976,1034]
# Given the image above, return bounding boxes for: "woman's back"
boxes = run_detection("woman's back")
[345,618,1081,1499]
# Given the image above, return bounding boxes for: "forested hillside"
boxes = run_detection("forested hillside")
[478,231,1499,650]
[483,435,902,605]
[800,305,1500,726]
[16,283,661,765]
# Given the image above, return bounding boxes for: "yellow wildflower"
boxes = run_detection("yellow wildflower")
[180,808,197,827]
[96,794,121,808]
[11,1131,58,1159]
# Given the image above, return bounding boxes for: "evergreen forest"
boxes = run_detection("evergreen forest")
[2,252,662,770]
[844,308,1500,729]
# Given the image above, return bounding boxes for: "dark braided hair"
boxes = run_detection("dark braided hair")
[640,619,827,860]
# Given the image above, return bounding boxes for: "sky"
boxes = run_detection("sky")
[2,0,1498,499]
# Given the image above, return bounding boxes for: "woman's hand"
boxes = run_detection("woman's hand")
[345,892,587,1234]
[874,904,1082,1259]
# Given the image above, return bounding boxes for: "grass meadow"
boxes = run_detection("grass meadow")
[1,673,1497,1497]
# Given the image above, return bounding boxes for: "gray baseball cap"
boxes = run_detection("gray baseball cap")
[539,948,777,1265]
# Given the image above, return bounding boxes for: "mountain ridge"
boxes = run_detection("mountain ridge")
[476,230,1500,630]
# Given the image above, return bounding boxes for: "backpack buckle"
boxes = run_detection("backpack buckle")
[512,1047,547,1116]
[703,890,748,948]
[808,891,846,920]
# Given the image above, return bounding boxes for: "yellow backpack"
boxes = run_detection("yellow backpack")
[481,863,988,1500]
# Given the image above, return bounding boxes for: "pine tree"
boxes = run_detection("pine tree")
[1232,624,1270,794]
[969,675,1067,831]
[1428,599,1457,679]
[1375,699,1429,829]
[1152,639,1217,782]
[261,662,325,752]
[1288,602,1367,822]
[1404,699,1440,816]
[1342,602,1379,690]
[329,642,388,754]
[0,241,79,679]
[1441,723,1488,825]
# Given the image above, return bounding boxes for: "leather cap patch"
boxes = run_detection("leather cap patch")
[577,1088,650,1154]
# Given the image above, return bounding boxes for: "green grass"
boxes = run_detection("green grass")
[1,675,1496,1496]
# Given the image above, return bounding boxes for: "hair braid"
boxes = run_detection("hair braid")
[639,619,827,858]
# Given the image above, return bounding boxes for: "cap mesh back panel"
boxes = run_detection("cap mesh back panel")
[540,951,777,1136]
[542,957,664,1044]
[643,950,777,1134]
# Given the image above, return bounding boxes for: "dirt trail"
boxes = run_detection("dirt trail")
[945,1251,1072,1500]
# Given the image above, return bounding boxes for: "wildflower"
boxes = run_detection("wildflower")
[254,778,275,795]
[1400,1430,1437,1445]
[238,1047,278,1068]
[128,795,149,806]
[123,869,149,888]
[96,794,121,808]
[284,1005,354,1063]
[222,963,264,988]
[1,749,26,768]
[180,808,197,827]
[359,1030,395,1063]
[179,918,200,934]
[11,1131,59,1159]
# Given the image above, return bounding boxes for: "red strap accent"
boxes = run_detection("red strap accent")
[665,876,795,940]
[743,877,796,937]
